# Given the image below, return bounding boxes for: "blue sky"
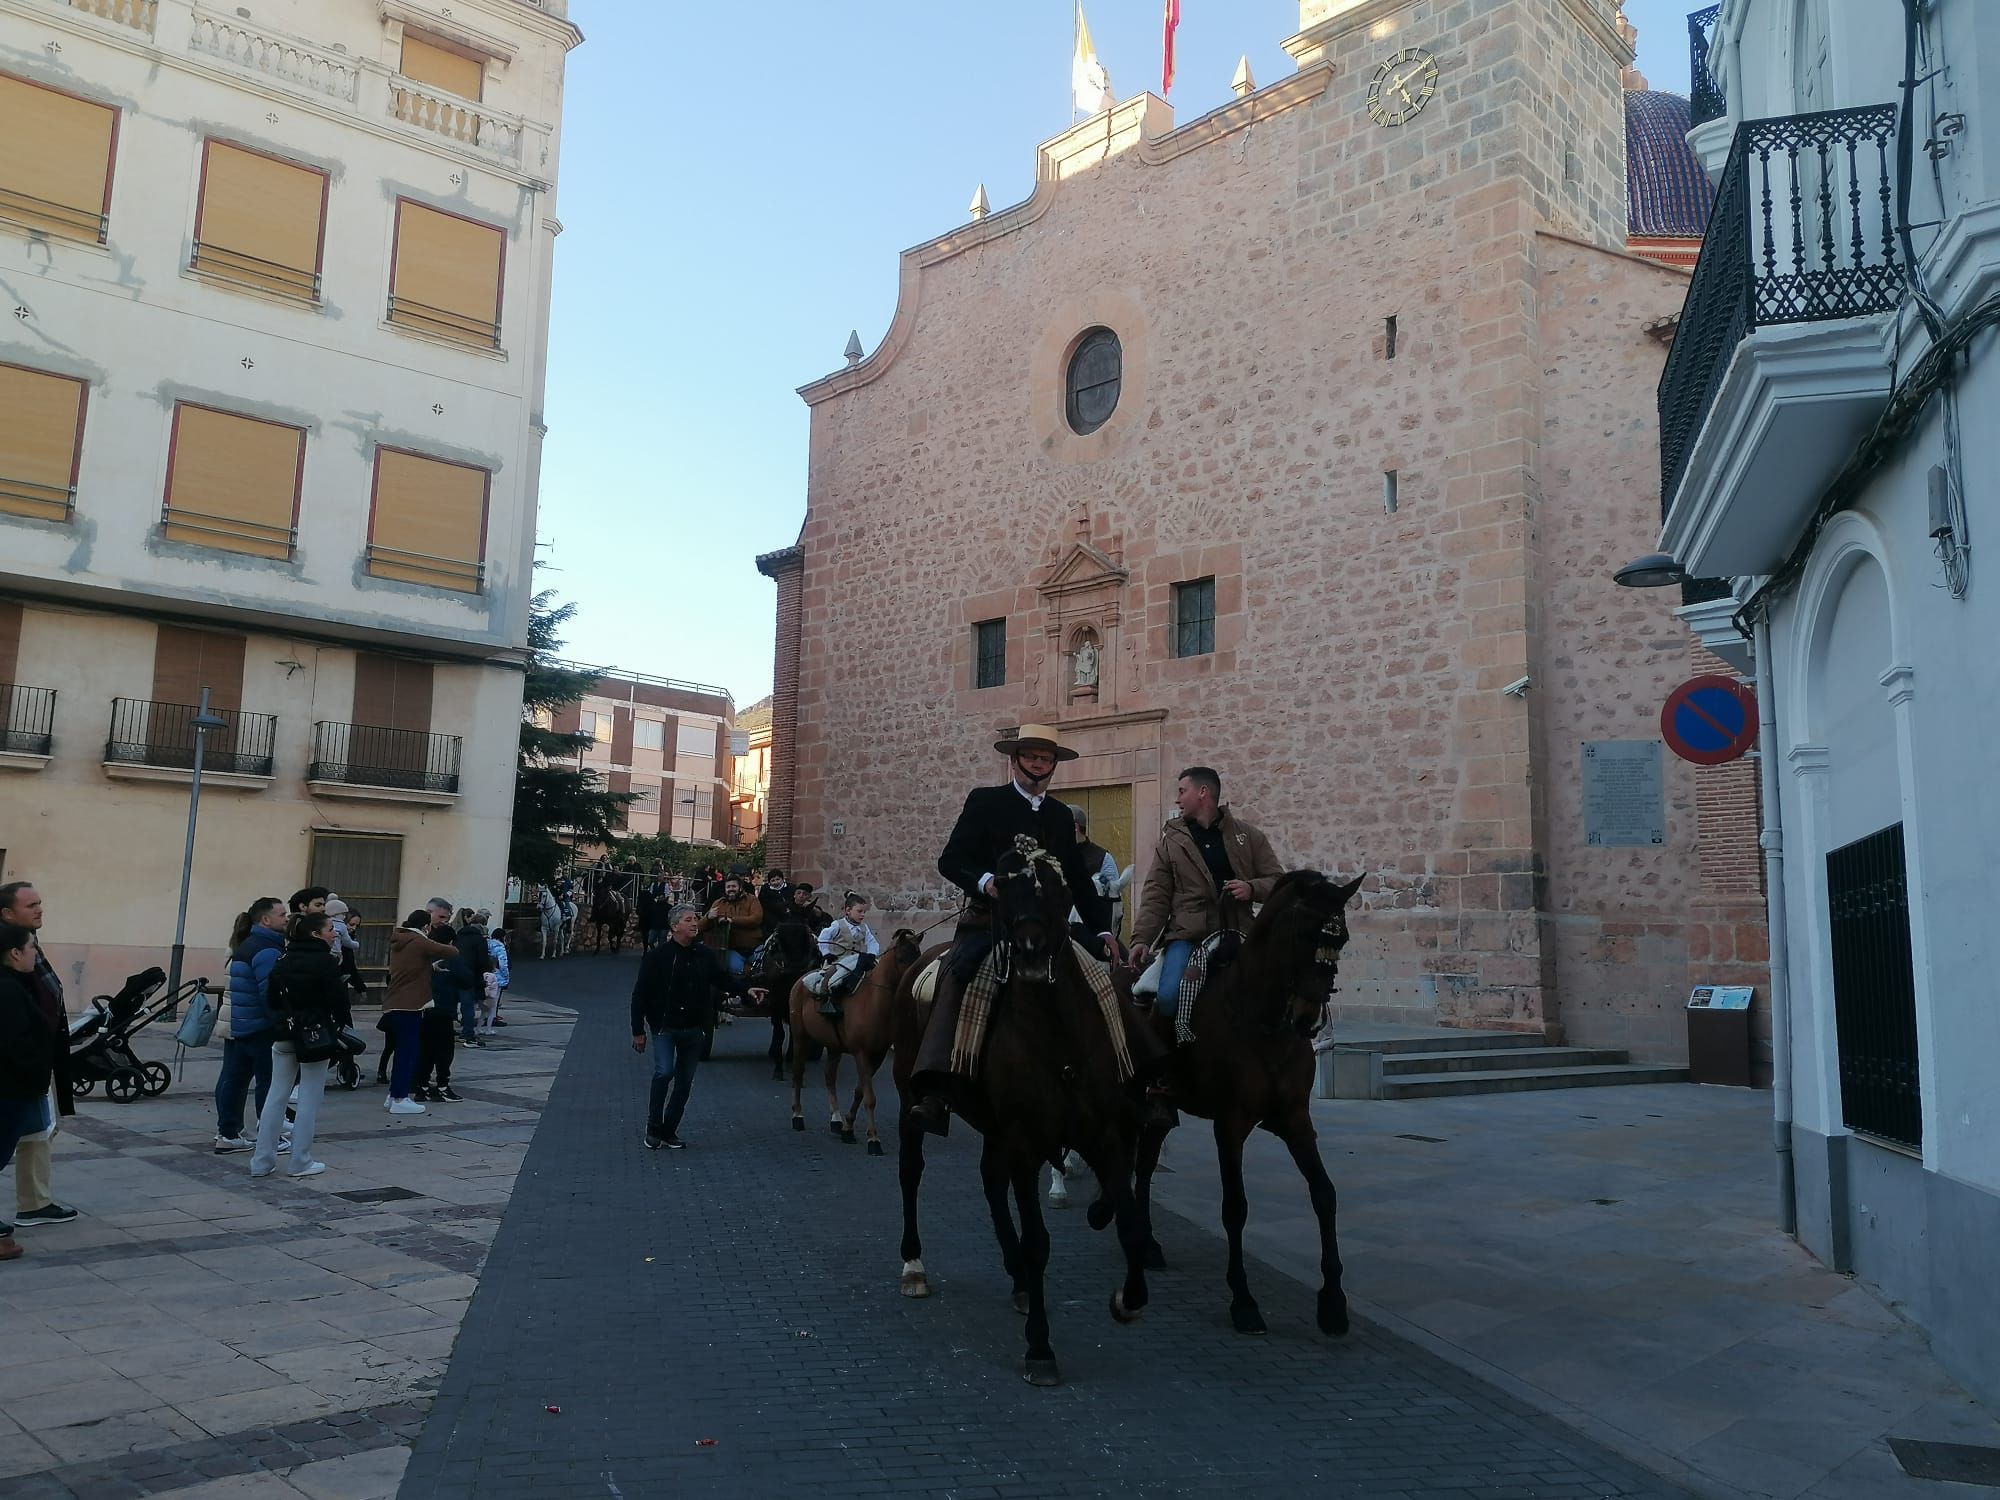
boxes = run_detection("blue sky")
[536,1,1694,704]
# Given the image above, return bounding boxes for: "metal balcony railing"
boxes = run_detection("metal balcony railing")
[363,541,485,592]
[189,241,322,302]
[0,685,56,756]
[1688,6,1725,128]
[1657,103,1903,514]
[386,293,502,349]
[0,184,109,245]
[310,721,462,795]
[105,698,277,776]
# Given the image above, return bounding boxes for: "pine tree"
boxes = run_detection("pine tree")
[510,591,638,885]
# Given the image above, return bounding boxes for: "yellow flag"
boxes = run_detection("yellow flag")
[1072,1,1114,116]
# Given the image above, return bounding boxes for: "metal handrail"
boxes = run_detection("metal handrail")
[309,720,462,795]
[0,474,77,522]
[0,685,56,756]
[386,293,501,348]
[1688,6,1725,128]
[104,698,277,776]
[190,240,321,300]
[363,541,484,591]
[0,184,108,244]
[160,504,297,552]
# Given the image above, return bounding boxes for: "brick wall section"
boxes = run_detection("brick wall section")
[757,545,804,878]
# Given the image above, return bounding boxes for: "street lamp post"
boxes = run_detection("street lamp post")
[166,688,230,1013]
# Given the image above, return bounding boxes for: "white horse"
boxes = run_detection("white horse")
[537,886,573,959]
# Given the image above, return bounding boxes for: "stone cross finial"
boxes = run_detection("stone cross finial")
[969,183,990,221]
[1231,55,1256,98]
[843,330,863,366]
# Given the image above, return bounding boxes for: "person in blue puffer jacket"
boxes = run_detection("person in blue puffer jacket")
[214,897,286,1154]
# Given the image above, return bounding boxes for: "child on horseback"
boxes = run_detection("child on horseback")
[812,892,880,1015]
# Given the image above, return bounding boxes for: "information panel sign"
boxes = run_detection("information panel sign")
[1582,740,1666,848]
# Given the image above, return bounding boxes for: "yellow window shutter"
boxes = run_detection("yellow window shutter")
[0,73,117,242]
[0,363,87,521]
[194,141,327,300]
[389,201,504,347]
[162,405,305,560]
[400,34,485,102]
[368,448,488,592]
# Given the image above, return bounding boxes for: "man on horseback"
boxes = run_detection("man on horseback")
[1128,766,1284,1034]
[907,723,1119,1135]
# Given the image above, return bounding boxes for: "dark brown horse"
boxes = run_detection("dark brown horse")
[588,886,629,954]
[1136,869,1365,1338]
[789,929,921,1153]
[891,841,1151,1387]
[751,915,820,1079]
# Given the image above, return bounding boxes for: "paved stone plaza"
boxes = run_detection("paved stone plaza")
[2,956,1994,1499]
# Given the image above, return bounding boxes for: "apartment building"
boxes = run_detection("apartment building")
[0,0,580,993]
[557,671,737,849]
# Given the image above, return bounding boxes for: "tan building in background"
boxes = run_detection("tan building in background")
[762,0,1766,1067]
[0,0,581,998]
[552,670,736,849]
[732,695,772,850]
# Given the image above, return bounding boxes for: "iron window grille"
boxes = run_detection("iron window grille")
[159,502,297,557]
[386,294,501,349]
[0,684,56,755]
[364,542,485,593]
[310,720,462,795]
[189,241,322,302]
[973,619,1006,689]
[0,184,108,245]
[0,471,77,523]
[1826,823,1923,1150]
[1687,5,1726,128]
[1065,328,1122,436]
[1172,577,1216,658]
[105,698,276,776]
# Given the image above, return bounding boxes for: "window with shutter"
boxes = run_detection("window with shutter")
[0,73,117,244]
[147,625,246,764]
[365,447,489,592]
[349,654,433,779]
[0,363,88,522]
[400,34,485,101]
[191,140,328,302]
[161,404,304,559]
[388,199,504,349]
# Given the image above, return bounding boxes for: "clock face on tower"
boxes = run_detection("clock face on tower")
[1366,46,1440,127]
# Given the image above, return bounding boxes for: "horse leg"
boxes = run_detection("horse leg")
[897,1102,930,1298]
[1010,1156,1059,1386]
[1216,1118,1265,1334]
[1136,1123,1169,1271]
[788,1009,808,1131]
[825,1046,854,1143]
[1279,1116,1350,1337]
[981,1141,1026,1313]
[856,1053,883,1157]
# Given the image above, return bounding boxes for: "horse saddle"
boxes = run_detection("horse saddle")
[1131,931,1241,999]
[912,957,942,1008]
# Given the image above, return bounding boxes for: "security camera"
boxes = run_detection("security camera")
[1501,675,1532,698]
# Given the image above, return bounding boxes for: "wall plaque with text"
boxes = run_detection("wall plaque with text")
[1582,740,1666,848]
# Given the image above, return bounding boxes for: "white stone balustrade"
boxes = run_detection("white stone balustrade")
[188,9,358,100]
[69,0,156,34]
[388,78,524,164]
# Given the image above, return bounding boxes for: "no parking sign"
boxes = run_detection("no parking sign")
[1660,675,1758,766]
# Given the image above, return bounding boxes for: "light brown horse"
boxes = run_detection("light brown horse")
[1135,869,1365,1338]
[788,929,922,1155]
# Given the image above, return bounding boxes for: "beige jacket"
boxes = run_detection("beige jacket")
[384,927,459,1012]
[1131,808,1283,947]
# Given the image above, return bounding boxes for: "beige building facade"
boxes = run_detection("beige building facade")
[763,0,1766,1064]
[554,670,736,849]
[0,0,580,997]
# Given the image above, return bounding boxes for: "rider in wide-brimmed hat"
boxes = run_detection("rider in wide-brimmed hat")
[906,722,1118,1135]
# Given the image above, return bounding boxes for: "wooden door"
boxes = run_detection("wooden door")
[1065,783,1134,938]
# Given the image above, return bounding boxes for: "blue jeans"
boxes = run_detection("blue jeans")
[647,1027,706,1138]
[213,1030,275,1139]
[1155,939,1196,1019]
[457,986,480,1042]
[721,949,746,980]
[384,1011,423,1100]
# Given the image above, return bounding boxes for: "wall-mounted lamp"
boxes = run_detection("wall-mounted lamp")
[1612,552,1689,589]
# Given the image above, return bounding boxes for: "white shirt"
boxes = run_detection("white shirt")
[818,917,880,959]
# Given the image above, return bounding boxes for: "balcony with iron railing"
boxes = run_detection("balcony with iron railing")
[308,721,462,804]
[1657,103,1904,580]
[103,698,277,781]
[1688,5,1725,128]
[0,685,56,764]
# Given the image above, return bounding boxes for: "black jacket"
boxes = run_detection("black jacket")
[0,967,59,1102]
[630,938,732,1034]
[938,783,1114,935]
[757,884,792,928]
[266,939,347,1030]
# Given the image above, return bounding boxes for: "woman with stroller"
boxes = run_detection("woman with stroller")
[0,921,64,1260]
[249,911,345,1179]
[214,897,286,1155]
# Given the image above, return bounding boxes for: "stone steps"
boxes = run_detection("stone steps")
[1320,1026,1689,1099]
[1382,1062,1692,1099]
[1381,1045,1634,1076]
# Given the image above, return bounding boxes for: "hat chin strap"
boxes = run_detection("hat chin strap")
[1012,756,1054,791]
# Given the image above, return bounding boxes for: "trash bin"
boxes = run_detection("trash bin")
[1686,985,1753,1087]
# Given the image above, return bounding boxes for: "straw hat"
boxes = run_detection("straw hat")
[994,722,1078,762]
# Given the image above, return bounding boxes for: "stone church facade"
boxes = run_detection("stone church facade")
[760,0,1766,1063]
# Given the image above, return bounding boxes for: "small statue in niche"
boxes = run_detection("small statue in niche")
[1073,637,1099,689]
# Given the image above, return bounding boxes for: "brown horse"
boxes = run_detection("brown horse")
[788,929,921,1154]
[588,887,629,954]
[891,841,1151,1387]
[1136,869,1365,1338]
[750,916,820,1078]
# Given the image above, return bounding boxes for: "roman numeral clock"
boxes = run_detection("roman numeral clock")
[1366,45,1439,127]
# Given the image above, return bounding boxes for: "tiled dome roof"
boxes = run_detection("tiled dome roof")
[1626,89,1713,239]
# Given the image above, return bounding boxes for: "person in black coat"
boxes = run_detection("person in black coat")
[907,723,1119,1135]
[0,922,62,1260]
[628,905,757,1148]
[249,914,347,1179]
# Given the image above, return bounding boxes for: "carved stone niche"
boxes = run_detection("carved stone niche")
[1037,537,1128,713]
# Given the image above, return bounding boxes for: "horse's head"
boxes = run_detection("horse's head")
[991,836,1071,985]
[889,928,922,966]
[1248,869,1366,1037]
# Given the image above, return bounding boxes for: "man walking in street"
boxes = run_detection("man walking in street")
[629,905,754,1150]
[1128,766,1284,1029]
[0,882,77,1228]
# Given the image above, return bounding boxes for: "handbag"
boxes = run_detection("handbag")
[175,985,219,1048]
[288,1013,343,1065]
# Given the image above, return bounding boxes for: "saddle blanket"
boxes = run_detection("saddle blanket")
[950,941,1133,1082]
[801,952,864,997]
[1131,931,1239,1045]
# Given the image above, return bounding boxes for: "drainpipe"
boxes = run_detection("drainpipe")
[1753,612,1796,1235]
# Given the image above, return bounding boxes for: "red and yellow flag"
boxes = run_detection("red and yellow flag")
[1162,0,1181,98]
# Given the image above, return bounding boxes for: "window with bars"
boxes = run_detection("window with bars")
[191,140,327,303]
[974,619,1006,689]
[0,362,88,523]
[161,404,305,560]
[365,446,489,592]
[0,73,117,245]
[1172,577,1216,658]
[388,198,504,349]
[1826,823,1923,1150]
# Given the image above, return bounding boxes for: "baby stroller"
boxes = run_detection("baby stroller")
[68,967,206,1103]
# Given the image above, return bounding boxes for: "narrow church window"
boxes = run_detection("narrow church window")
[1065,328,1122,435]
[973,619,1006,689]
[1384,470,1399,514]
[1172,578,1216,659]
[1385,315,1398,359]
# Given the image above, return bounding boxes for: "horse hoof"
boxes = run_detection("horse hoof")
[1319,1293,1351,1338]
[1231,1303,1268,1337]
[1022,1359,1062,1388]
[1011,1290,1030,1317]
[840,1130,858,1145]
[828,1120,845,1137]
[1110,1290,1145,1325]
[790,1117,805,1132]
[900,1273,931,1299]
[1142,1241,1168,1272]
[866,1139,884,1157]
[1086,1199,1114,1232]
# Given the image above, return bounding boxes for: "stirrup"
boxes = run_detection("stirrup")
[909,1095,951,1137]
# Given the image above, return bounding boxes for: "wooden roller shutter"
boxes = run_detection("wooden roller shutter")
[0,363,87,521]
[399,34,485,101]
[152,626,245,712]
[0,73,117,242]
[389,200,504,347]
[367,448,488,591]
[0,601,21,684]
[193,141,327,301]
[352,654,433,732]
[162,404,304,559]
